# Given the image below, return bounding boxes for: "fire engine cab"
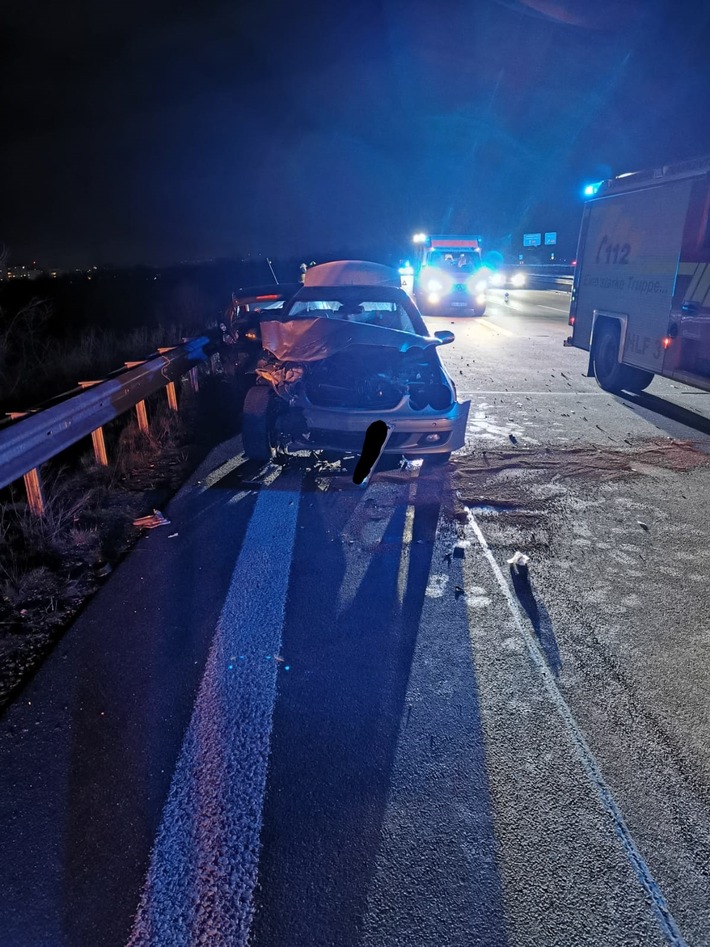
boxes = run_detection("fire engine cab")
[411,234,488,316]
[566,154,710,394]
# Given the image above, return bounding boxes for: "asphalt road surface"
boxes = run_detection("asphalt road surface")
[1,288,710,946]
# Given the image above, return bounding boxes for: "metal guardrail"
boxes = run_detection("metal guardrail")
[518,266,574,292]
[0,335,214,513]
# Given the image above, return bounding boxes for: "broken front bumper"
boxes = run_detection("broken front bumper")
[293,398,471,456]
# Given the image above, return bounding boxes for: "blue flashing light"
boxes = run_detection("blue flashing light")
[583,181,604,197]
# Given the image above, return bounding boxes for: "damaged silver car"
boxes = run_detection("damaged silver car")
[241,261,470,464]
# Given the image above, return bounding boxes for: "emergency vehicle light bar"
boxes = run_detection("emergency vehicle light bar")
[429,237,481,249]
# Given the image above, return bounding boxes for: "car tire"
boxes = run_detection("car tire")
[242,385,276,460]
[592,323,654,394]
[472,306,486,317]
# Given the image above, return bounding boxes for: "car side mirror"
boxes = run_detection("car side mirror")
[434,330,455,345]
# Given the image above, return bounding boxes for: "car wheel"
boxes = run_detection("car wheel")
[472,306,486,317]
[242,385,277,460]
[593,323,654,394]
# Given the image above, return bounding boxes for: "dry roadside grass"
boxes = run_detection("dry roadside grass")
[0,395,198,709]
[0,299,190,412]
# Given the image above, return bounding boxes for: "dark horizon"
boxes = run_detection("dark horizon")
[2,0,710,270]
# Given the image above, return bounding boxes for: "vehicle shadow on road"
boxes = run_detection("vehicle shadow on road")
[620,390,710,440]
[250,463,508,947]
[510,569,562,676]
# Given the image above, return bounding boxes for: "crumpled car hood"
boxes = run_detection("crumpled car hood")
[259,317,442,362]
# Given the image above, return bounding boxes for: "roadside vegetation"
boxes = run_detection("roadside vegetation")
[0,391,207,708]
[0,259,255,709]
[0,298,190,411]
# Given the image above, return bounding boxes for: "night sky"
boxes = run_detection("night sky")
[2,0,710,269]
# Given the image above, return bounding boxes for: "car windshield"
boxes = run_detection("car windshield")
[285,289,426,335]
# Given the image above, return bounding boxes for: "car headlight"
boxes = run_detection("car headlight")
[427,278,443,292]
[427,292,440,304]
[489,272,505,286]
[510,272,526,287]
[476,294,486,306]
[475,279,487,292]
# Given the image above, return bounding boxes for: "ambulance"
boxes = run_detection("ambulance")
[411,234,488,316]
[566,154,710,393]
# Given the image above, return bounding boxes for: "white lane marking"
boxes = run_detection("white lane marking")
[464,511,690,947]
[194,454,244,492]
[538,305,569,313]
[456,390,603,396]
[127,473,301,947]
[477,318,515,337]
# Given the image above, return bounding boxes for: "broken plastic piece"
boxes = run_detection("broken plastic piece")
[637,521,649,531]
[507,551,530,575]
[132,510,171,529]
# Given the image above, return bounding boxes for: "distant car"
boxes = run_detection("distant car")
[488,269,527,289]
[240,262,470,464]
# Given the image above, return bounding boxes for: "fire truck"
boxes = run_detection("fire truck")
[566,154,710,394]
[411,234,488,316]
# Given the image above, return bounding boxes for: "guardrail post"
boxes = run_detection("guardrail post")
[209,353,220,375]
[156,349,180,411]
[122,364,151,433]
[23,467,45,516]
[188,367,200,393]
[91,428,109,466]
[135,400,149,434]
[78,381,109,465]
[165,381,178,411]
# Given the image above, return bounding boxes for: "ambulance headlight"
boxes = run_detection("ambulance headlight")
[510,272,526,287]
[427,293,440,304]
[467,276,487,292]
[427,278,443,292]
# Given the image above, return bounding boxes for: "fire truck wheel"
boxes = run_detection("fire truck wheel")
[592,323,654,394]
[242,385,277,460]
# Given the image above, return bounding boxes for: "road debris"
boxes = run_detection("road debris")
[509,434,518,445]
[454,585,465,599]
[132,510,171,529]
[507,551,530,578]
[637,521,649,531]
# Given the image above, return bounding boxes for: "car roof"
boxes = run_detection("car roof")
[303,260,401,287]
[290,283,411,301]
